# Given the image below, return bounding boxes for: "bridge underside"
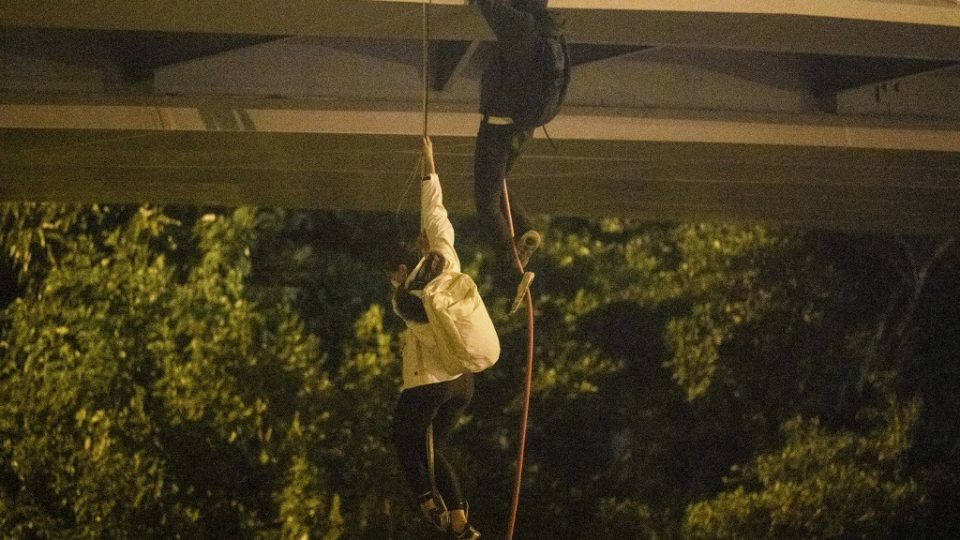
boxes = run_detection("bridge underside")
[2,0,959,233]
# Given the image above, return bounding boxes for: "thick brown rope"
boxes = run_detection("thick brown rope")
[502,178,536,540]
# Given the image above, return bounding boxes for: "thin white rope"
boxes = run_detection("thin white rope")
[396,0,432,221]
[13,131,172,155]
[422,0,431,142]
[395,155,423,220]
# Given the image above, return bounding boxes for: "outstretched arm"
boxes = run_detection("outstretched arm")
[419,137,460,271]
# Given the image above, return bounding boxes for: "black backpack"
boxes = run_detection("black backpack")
[513,11,571,128]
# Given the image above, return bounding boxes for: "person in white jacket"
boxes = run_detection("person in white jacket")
[387,137,482,540]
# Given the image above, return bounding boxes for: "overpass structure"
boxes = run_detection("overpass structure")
[1,0,959,233]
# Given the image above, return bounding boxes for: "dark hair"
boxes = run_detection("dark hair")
[393,289,429,323]
[392,251,447,324]
[407,252,446,291]
[379,238,417,274]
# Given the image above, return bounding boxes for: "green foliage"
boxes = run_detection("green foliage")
[470,219,801,537]
[324,304,410,536]
[593,498,660,540]
[683,401,922,539]
[0,202,107,280]
[0,205,338,538]
[532,220,792,401]
[1,202,955,539]
[655,224,786,400]
[276,452,342,540]
[496,219,943,539]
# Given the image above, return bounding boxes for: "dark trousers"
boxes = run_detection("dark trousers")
[391,373,475,510]
[474,121,535,270]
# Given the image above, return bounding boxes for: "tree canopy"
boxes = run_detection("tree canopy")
[1,203,957,539]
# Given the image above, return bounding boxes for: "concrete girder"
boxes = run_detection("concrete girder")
[2,0,960,234]
[3,0,960,60]
[2,102,959,234]
[430,40,480,92]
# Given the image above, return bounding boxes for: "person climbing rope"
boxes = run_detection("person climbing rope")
[385,137,495,540]
[473,0,570,293]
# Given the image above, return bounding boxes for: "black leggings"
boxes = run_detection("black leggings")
[391,373,475,510]
[474,121,534,267]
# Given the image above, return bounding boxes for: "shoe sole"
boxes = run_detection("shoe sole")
[509,271,535,315]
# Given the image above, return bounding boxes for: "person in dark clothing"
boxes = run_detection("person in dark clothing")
[475,0,548,279]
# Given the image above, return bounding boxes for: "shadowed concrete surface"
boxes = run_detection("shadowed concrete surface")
[2,0,959,233]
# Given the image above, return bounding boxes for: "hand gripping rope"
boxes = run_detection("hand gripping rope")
[418,2,536,539]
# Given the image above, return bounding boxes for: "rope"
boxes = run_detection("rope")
[416,3,535,537]
[421,0,444,514]
[502,178,536,540]
[426,423,439,504]
[394,157,422,223]
[395,0,431,223]
[421,0,431,140]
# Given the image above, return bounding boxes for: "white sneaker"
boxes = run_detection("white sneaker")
[509,271,535,315]
[515,230,542,270]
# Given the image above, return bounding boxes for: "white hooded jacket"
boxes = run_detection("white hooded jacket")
[394,173,464,390]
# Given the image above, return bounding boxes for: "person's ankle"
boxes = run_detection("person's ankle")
[418,492,436,511]
[451,522,480,539]
[419,492,450,532]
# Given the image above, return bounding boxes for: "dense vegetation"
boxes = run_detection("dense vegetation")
[1,203,957,539]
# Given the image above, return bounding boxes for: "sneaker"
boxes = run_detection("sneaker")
[514,230,542,270]
[450,523,481,539]
[419,492,449,532]
[509,271,535,315]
